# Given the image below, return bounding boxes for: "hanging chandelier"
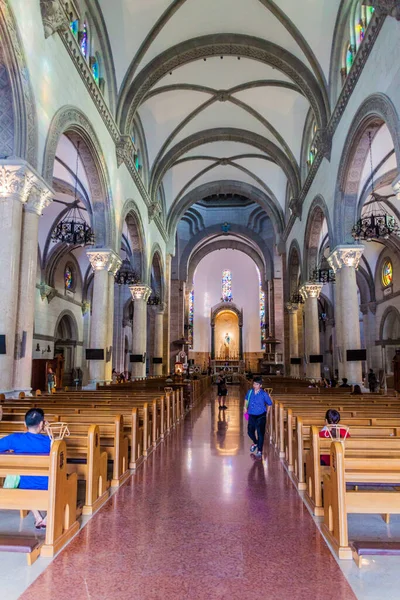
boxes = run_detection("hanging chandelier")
[352,131,398,242]
[147,295,161,306]
[311,267,336,284]
[114,258,139,285]
[51,141,95,247]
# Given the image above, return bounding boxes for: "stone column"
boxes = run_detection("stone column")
[13,182,52,393]
[86,249,121,384]
[328,245,364,385]
[112,284,125,374]
[324,318,334,378]
[129,284,152,378]
[300,282,323,380]
[153,306,164,376]
[286,303,299,377]
[0,163,46,393]
[104,273,117,382]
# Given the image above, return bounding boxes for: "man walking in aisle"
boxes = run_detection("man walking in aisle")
[244,377,273,458]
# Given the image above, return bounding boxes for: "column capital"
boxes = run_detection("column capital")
[81,301,91,316]
[300,282,323,300]
[86,249,122,275]
[129,284,152,302]
[0,161,54,210]
[328,245,364,272]
[39,0,69,39]
[151,303,165,315]
[285,302,298,314]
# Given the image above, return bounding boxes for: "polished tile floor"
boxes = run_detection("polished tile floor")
[2,389,399,599]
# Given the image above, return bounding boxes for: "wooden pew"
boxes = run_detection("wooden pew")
[322,441,400,560]
[305,427,400,516]
[0,440,79,558]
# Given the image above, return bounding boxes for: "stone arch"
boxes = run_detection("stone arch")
[118,199,147,283]
[118,34,328,136]
[287,239,303,297]
[0,1,37,166]
[303,195,333,280]
[334,93,400,244]
[151,128,300,203]
[380,306,400,341]
[186,239,269,287]
[179,225,274,282]
[167,180,285,245]
[42,106,115,249]
[54,309,80,343]
[148,243,165,302]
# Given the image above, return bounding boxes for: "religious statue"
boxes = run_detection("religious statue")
[224,332,231,359]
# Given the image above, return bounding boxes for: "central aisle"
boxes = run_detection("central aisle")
[20,389,356,600]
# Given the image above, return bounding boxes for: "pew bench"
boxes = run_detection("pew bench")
[0,440,79,558]
[322,442,400,561]
[0,535,41,565]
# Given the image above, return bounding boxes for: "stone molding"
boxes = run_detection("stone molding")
[39,0,69,39]
[300,282,323,300]
[328,245,364,272]
[129,284,152,302]
[87,249,121,275]
[0,160,53,213]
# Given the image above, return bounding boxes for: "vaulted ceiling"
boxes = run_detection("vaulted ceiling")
[97,0,342,232]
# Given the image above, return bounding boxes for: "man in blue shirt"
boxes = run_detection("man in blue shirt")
[244,377,273,458]
[0,408,51,528]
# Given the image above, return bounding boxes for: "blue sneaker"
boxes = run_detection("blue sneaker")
[250,444,257,453]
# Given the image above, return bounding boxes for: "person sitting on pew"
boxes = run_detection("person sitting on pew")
[319,409,350,466]
[339,378,351,388]
[0,408,51,529]
[351,384,362,395]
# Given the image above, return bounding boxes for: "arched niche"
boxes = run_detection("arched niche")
[210,302,243,361]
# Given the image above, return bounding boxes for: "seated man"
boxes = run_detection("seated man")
[339,377,351,388]
[319,409,350,466]
[0,408,51,528]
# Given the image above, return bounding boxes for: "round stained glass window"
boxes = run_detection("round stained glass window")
[382,260,393,287]
[65,265,73,290]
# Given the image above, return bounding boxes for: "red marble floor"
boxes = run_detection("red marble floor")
[19,390,357,600]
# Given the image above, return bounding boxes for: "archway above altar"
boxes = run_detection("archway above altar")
[211,302,243,361]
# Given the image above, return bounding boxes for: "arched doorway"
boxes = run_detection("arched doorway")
[54,312,78,387]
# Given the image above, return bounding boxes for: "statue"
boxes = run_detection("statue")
[224,332,230,359]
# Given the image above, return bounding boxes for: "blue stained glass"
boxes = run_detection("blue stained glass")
[80,23,88,58]
[222,270,232,302]
[70,19,79,38]
[92,60,99,84]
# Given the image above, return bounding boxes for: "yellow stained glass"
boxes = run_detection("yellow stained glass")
[382,260,393,287]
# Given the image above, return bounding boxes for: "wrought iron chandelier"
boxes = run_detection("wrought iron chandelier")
[51,141,95,247]
[311,267,336,284]
[114,258,139,285]
[352,132,398,242]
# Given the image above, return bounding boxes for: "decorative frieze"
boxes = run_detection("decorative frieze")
[300,282,323,300]
[86,249,122,275]
[328,245,364,272]
[129,284,152,302]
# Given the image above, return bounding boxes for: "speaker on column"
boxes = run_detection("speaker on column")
[0,335,6,354]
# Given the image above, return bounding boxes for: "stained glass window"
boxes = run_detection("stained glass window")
[355,20,365,49]
[65,265,73,290]
[258,270,266,349]
[222,270,232,302]
[135,153,141,171]
[382,260,393,287]
[188,288,194,348]
[79,22,88,58]
[366,6,374,24]
[70,19,79,38]
[346,44,354,74]
[91,59,99,85]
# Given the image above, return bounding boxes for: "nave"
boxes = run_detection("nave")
[13,388,364,600]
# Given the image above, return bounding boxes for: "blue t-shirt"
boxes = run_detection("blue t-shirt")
[245,389,273,416]
[0,432,51,490]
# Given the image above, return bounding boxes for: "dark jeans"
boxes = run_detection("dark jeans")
[247,413,267,452]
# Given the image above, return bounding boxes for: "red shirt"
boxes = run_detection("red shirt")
[319,426,350,466]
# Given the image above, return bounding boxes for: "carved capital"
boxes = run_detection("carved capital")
[328,245,364,272]
[116,135,134,168]
[0,162,54,211]
[368,301,377,315]
[300,282,323,300]
[87,249,122,274]
[365,0,400,19]
[148,201,162,223]
[289,197,302,220]
[39,283,56,303]
[129,284,152,302]
[285,302,298,314]
[25,184,52,216]
[40,0,69,39]
[81,301,91,316]
[314,128,332,161]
